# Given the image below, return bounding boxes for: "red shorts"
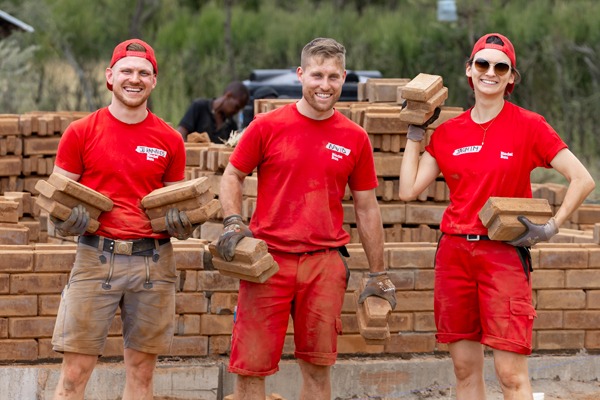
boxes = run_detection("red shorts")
[228,248,349,377]
[434,235,536,355]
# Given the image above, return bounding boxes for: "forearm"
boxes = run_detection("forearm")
[219,166,246,217]
[355,205,385,273]
[553,175,595,227]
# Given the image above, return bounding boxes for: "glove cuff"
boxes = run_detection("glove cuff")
[223,214,244,227]
[368,271,388,278]
[407,125,425,142]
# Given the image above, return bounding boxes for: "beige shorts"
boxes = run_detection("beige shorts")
[52,241,177,356]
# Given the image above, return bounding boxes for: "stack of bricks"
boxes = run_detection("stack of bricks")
[141,176,221,233]
[208,237,279,283]
[34,172,113,238]
[479,197,554,241]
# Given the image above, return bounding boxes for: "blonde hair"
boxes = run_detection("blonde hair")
[300,37,346,69]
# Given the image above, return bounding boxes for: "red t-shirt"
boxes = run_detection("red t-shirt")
[426,101,567,235]
[55,107,186,239]
[230,103,378,253]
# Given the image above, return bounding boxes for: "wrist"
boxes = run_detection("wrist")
[368,271,388,277]
[223,214,243,227]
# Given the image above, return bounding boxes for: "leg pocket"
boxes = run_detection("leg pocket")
[509,299,537,345]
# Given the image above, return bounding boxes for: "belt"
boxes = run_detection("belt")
[79,235,170,256]
[295,246,350,257]
[454,234,491,241]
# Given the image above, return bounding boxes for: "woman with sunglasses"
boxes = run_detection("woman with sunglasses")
[400,33,595,399]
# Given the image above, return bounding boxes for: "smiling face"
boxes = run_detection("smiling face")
[106,56,157,109]
[466,48,515,97]
[296,55,346,120]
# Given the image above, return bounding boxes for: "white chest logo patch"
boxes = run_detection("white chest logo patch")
[453,145,482,156]
[136,146,167,161]
[326,142,351,161]
[500,151,513,159]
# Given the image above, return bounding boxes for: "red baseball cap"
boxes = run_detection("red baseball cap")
[468,33,517,94]
[107,38,158,91]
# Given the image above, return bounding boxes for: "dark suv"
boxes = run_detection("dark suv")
[241,68,382,127]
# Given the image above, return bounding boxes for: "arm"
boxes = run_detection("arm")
[176,126,189,142]
[352,188,384,273]
[399,139,440,201]
[52,165,81,181]
[550,148,595,227]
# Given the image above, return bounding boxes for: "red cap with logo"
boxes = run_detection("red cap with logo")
[468,33,517,94]
[107,38,158,91]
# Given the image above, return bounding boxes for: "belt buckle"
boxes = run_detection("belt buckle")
[113,240,133,255]
[466,234,481,241]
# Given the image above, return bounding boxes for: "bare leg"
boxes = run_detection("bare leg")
[52,352,98,400]
[449,340,486,400]
[493,349,532,400]
[298,359,331,400]
[122,348,157,400]
[235,375,266,400]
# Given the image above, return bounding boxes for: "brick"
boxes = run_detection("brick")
[534,310,564,329]
[539,248,588,269]
[404,203,446,225]
[151,199,221,232]
[395,291,433,312]
[198,270,241,292]
[10,273,67,294]
[536,330,584,350]
[587,290,600,309]
[415,269,435,290]
[363,112,407,134]
[365,79,410,102]
[344,247,370,270]
[536,289,585,309]
[0,273,8,294]
[38,294,61,316]
[341,313,359,334]
[337,334,386,354]
[373,153,402,177]
[34,249,76,272]
[169,335,208,356]
[175,292,209,314]
[34,179,104,219]
[532,269,565,289]
[208,237,268,265]
[46,173,113,211]
[386,270,415,290]
[401,74,443,102]
[0,318,7,338]
[35,195,100,233]
[210,292,238,315]
[405,87,448,113]
[413,312,435,331]
[176,314,201,335]
[588,248,600,268]
[566,270,600,289]
[9,316,56,338]
[23,137,61,155]
[564,310,600,329]
[0,199,19,222]
[0,295,37,316]
[0,156,21,176]
[174,242,207,270]
[479,197,552,240]
[0,339,38,360]
[384,332,437,353]
[178,270,197,291]
[0,223,29,245]
[145,190,215,219]
[388,312,413,332]
[212,254,279,283]
[200,314,234,335]
[0,248,34,272]
[0,116,20,136]
[208,335,231,355]
[389,246,436,269]
[141,176,211,209]
[38,338,60,359]
[570,204,600,225]
[584,330,600,349]
[103,336,125,357]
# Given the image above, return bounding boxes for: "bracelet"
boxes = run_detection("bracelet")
[368,271,388,277]
[222,214,243,226]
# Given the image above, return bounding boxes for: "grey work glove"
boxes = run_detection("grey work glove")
[215,214,253,261]
[358,272,397,310]
[508,216,558,247]
[165,208,196,240]
[51,204,90,237]
[404,103,441,142]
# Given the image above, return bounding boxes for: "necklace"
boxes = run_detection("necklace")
[475,115,498,146]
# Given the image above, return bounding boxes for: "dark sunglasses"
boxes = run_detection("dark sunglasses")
[473,58,512,76]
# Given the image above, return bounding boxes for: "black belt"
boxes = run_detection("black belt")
[454,234,490,241]
[79,235,170,256]
[295,246,350,257]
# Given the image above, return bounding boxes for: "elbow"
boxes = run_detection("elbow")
[399,190,417,202]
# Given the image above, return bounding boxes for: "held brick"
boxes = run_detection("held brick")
[200,314,234,336]
[46,173,113,211]
[141,176,211,209]
[175,292,209,314]
[536,330,584,350]
[10,273,68,294]
[401,74,444,102]
[9,316,56,338]
[0,339,38,361]
[0,295,37,317]
[533,310,564,329]
[538,248,588,269]
[169,335,209,356]
[536,289,586,309]
[566,270,600,289]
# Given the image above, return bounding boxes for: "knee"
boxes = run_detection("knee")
[496,367,528,390]
[452,358,480,381]
[61,363,93,391]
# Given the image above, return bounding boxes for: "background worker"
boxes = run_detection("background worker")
[399,33,595,399]
[216,37,396,400]
[176,81,249,143]
[51,38,193,400]
[241,85,279,128]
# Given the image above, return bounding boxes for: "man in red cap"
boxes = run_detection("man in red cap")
[400,32,594,399]
[50,39,192,400]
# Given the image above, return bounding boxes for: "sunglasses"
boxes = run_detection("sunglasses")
[473,58,512,76]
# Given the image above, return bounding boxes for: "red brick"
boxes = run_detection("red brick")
[341,313,358,334]
[197,271,239,291]
[588,248,600,268]
[0,223,29,245]
[395,291,433,312]
[0,318,7,338]
[566,270,600,289]
[175,292,208,314]
[38,338,61,359]
[384,332,436,353]
[584,330,600,349]
[0,339,38,360]
[34,249,76,272]
[534,310,564,329]
[169,335,208,356]
[564,310,600,329]
[38,294,61,316]
[210,292,238,315]
[23,137,61,156]
[10,273,67,294]
[415,269,434,290]
[345,247,370,270]
[178,270,198,292]
[0,156,21,176]
[176,314,201,335]
[9,316,56,338]
[200,314,233,336]
[174,244,207,270]
[536,330,584,350]
[389,247,436,269]
[532,269,565,289]
[0,248,34,272]
[414,312,435,331]
[0,273,8,294]
[342,292,358,313]
[208,335,231,355]
[539,248,588,269]
[587,290,600,309]
[0,116,20,135]
[0,295,37,316]
[536,289,586,309]
[389,270,415,290]
[337,334,385,354]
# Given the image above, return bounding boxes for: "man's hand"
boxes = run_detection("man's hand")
[215,214,253,261]
[51,204,90,237]
[358,272,397,310]
[165,208,196,240]
[508,216,558,247]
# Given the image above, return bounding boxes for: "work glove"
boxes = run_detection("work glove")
[358,272,397,310]
[508,216,558,247]
[165,208,196,240]
[404,103,441,142]
[216,214,253,262]
[51,204,90,237]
